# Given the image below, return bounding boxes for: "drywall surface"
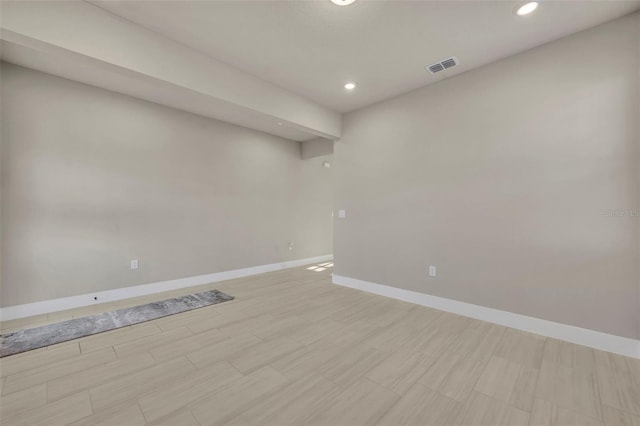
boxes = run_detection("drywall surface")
[0,0,341,140]
[1,63,333,306]
[334,13,640,339]
[302,138,334,160]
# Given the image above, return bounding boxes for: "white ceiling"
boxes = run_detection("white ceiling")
[92,0,640,113]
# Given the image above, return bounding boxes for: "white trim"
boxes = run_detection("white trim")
[332,274,640,359]
[0,255,333,321]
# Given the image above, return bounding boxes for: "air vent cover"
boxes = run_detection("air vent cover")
[428,63,444,74]
[426,56,459,74]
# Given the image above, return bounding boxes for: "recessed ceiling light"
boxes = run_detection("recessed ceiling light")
[515,1,539,16]
[331,0,356,6]
[344,82,357,90]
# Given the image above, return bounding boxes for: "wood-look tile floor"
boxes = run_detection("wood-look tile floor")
[1,264,639,426]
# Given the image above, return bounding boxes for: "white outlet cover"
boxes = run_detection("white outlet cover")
[429,266,437,277]
[131,259,139,270]
[338,210,346,219]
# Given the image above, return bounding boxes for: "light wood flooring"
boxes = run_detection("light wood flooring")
[1,263,639,425]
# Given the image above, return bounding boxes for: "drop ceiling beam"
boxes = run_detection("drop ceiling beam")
[0,1,341,141]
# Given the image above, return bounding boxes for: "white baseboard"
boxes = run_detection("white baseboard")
[0,255,333,321]
[332,274,640,359]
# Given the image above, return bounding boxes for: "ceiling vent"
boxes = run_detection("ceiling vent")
[426,56,459,74]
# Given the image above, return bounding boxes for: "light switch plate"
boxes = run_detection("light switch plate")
[338,209,346,219]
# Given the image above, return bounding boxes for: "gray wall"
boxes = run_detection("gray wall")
[1,63,333,307]
[302,138,334,160]
[334,13,640,339]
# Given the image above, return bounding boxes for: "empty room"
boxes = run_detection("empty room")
[0,0,639,425]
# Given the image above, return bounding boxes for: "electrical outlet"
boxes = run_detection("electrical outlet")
[131,259,139,270]
[288,241,294,251]
[429,265,437,277]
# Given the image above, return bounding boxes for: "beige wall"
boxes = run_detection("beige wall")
[302,138,334,160]
[334,13,640,339]
[0,63,333,307]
